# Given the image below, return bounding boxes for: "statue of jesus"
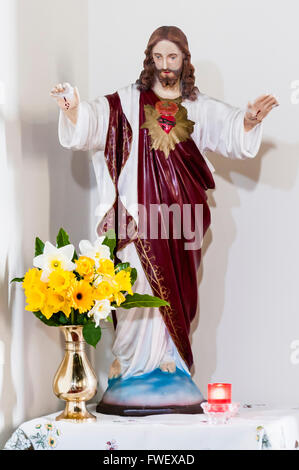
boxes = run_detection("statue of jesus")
[52,26,278,415]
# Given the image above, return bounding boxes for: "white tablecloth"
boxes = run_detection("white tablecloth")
[3,404,299,450]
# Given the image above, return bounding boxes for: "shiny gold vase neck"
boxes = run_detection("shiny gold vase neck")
[53,325,97,422]
[63,325,85,351]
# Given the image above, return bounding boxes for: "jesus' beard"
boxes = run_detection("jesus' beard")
[155,65,182,88]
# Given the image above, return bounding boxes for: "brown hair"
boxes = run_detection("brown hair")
[136,26,199,101]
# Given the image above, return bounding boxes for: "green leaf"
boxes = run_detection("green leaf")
[56,227,71,248]
[75,313,88,325]
[74,271,83,281]
[130,268,137,286]
[83,322,102,348]
[120,293,170,309]
[58,312,69,324]
[102,229,116,259]
[35,237,45,257]
[56,227,78,261]
[32,310,60,326]
[115,262,130,273]
[10,277,24,283]
[106,316,113,323]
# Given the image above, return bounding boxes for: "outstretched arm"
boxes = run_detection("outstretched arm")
[50,82,109,151]
[197,93,278,160]
[51,82,80,125]
[244,94,278,132]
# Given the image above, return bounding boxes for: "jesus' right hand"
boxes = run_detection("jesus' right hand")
[50,82,80,125]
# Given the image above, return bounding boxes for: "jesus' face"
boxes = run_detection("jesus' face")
[152,40,183,88]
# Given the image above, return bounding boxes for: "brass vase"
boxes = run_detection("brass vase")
[53,325,98,422]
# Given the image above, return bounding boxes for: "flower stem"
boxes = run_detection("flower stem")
[71,308,75,325]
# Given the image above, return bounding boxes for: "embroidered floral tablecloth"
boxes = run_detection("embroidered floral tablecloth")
[3,404,299,450]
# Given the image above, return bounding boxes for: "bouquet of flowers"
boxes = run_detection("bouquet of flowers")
[11,228,169,347]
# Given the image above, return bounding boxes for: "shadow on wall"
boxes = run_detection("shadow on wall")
[0,94,26,447]
[0,114,96,445]
[0,256,17,447]
[20,119,95,246]
[4,0,92,429]
[189,60,299,389]
[191,138,299,386]
[19,118,97,419]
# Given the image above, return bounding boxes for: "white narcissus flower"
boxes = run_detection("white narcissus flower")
[33,241,76,282]
[79,237,111,268]
[88,299,116,328]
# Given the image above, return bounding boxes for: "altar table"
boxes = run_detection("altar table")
[3,404,299,450]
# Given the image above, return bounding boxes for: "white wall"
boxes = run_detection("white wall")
[1,0,299,447]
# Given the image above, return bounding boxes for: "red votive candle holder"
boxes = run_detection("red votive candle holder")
[208,383,232,405]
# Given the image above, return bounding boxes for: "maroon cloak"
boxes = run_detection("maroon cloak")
[97,88,215,371]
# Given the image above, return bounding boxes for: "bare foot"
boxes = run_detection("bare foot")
[108,358,121,379]
[159,361,176,373]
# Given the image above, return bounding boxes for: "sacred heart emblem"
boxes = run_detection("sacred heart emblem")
[157,115,176,134]
[155,100,179,134]
[141,99,195,158]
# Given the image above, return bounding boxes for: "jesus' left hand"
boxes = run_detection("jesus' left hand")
[244,94,279,132]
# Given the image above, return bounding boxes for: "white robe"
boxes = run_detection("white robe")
[58,83,263,378]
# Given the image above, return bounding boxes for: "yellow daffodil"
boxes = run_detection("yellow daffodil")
[69,280,94,314]
[22,268,43,293]
[97,258,115,277]
[41,303,55,320]
[60,299,72,318]
[25,286,47,312]
[24,269,48,312]
[94,281,114,301]
[39,289,66,320]
[113,291,126,306]
[114,270,133,295]
[48,268,75,293]
[75,256,95,282]
[47,290,66,312]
